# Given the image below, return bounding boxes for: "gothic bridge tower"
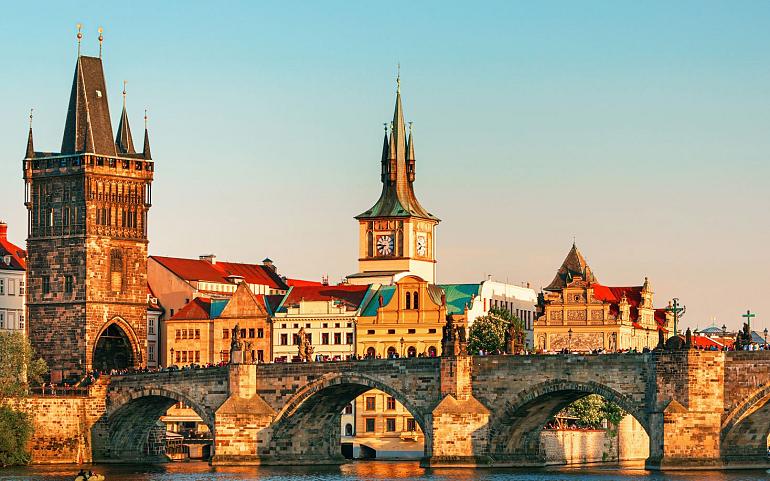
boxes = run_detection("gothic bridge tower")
[348,76,440,285]
[23,38,154,379]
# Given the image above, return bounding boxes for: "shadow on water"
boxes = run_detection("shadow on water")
[1,462,769,481]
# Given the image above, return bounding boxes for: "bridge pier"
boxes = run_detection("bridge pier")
[211,364,276,465]
[421,356,492,467]
[646,350,725,470]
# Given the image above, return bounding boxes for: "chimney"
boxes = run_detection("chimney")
[262,258,277,273]
[321,274,329,286]
[199,254,216,264]
[0,221,6,240]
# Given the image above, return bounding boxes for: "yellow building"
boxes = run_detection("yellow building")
[356,275,447,358]
[163,282,271,366]
[347,77,440,286]
[353,390,423,458]
[534,243,670,352]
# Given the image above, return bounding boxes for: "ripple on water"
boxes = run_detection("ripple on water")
[1,462,769,481]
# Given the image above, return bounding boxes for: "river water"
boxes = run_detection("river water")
[1,462,769,481]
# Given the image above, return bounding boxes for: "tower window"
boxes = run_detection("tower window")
[405,292,411,309]
[413,292,419,309]
[110,249,124,293]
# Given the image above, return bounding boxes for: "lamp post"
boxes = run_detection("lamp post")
[170,347,174,367]
[400,337,404,358]
[764,328,768,347]
[722,324,727,337]
[567,328,573,353]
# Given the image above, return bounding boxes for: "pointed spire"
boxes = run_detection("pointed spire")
[83,118,95,154]
[381,123,389,163]
[407,121,415,162]
[25,109,35,159]
[390,70,407,164]
[142,109,152,160]
[115,80,136,154]
[545,242,598,292]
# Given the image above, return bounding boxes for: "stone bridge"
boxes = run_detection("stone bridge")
[85,350,770,470]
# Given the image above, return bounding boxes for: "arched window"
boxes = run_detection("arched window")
[413,292,419,310]
[345,423,353,436]
[387,346,397,358]
[407,346,417,358]
[427,346,437,357]
[110,249,124,293]
[366,347,376,359]
[405,292,411,309]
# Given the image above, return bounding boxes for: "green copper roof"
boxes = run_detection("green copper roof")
[438,283,481,315]
[361,285,396,317]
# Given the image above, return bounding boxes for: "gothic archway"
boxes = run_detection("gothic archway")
[93,319,139,372]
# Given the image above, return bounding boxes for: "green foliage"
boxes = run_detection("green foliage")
[467,307,524,354]
[0,406,33,467]
[0,332,47,399]
[560,394,627,430]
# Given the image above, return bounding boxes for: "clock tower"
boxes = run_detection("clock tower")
[348,78,439,285]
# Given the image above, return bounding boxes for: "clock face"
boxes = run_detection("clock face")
[376,235,394,256]
[416,235,427,256]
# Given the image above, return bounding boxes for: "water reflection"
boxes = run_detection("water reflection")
[1,462,769,481]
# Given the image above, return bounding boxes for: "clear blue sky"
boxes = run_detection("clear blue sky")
[1,1,769,331]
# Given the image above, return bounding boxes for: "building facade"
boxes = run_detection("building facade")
[0,222,26,333]
[534,243,669,352]
[271,284,374,362]
[163,282,271,366]
[348,80,440,286]
[146,288,163,368]
[24,52,154,379]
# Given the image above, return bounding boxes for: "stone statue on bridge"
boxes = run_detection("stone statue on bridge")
[441,314,467,357]
[734,322,753,350]
[230,323,243,364]
[297,327,314,362]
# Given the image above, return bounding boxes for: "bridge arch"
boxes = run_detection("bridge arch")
[268,371,430,462]
[93,316,142,371]
[486,378,649,464]
[720,381,770,462]
[96,385,215,462]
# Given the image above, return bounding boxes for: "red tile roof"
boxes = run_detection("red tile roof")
[281,285,370,310]
[151,256,288,290]
[654,309,669,332]
[592,284,643,321]
[169,297,212,321]
[0,224,26,271]
[690,335,724,349]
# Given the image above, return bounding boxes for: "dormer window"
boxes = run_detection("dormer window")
[2,255,10,265]
[96,90,102,98]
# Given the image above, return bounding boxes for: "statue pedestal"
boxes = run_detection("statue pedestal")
[230,349,243,365]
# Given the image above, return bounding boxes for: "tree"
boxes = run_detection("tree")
[467,307,524,355]
[0,332,47,466]
[558,394,627,431]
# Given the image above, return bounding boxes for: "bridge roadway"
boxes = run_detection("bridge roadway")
[89,350,770,470]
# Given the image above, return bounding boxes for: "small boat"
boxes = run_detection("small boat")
[74,471,105,481]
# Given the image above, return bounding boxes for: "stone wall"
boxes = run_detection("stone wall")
[540,416,649,466]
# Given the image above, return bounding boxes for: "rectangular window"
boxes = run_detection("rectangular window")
[428,328,436,334]
[148,319,155,335]
[18,315,24,330]
[170,308,174,317]
[335,323,340,328]
[249,328,255,338]
[365,418,375,433]
[8,279,15,296]
[280,333,288,346]
[257,350,264,362]
[0,279,5,295]
[240,329,246,339]
[334,333,341,344]
[65,276,73,294]
[195,329,200,339]
[19,280,24,295]
[148,343,155,361]
[322,333,329,345]
[195,351,200,363]
[181,351,188,363]
[345,403,353,414]
[257,328,264,338]
[175,329,181,340]
[408,328,416,334]
[386,418,396,432]
[0,312,4,329]
[182,329,188,340]
[406,418,416,432]
[365,396,376,411]
[42,277,50,295]
[346,333,354,345]
[8,313,15,330]
[175,351,181,363]
[223,329,229,339]
[387,329,395,334]
[322,323,328,328]
[387,397,396,410]
[367,329,375,335]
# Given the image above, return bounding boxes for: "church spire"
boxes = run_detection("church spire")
[115,80,136,154]
[406,121,415,182]
[142,109,152,160]
[380,123,389,181]
[25,109,35,159]
[390,73,407,165]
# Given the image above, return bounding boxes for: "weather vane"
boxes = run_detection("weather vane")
[123,80,128,107]
[76,23,83,56]
[29,108,34,129]
[396,62,401,93]
[98,27,104,58]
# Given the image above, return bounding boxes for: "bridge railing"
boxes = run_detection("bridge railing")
[29,385,91,397]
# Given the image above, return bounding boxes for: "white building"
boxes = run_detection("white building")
[0,222,26,334]
[441,277,538,348]
[147,287,163,368]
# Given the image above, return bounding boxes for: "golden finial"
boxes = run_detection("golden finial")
[396,62,401,93]
[122,80,127,108]
[98,27,104,58]
[76,24,83,56]
[29,108,34,129]
[144,109,148,130]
